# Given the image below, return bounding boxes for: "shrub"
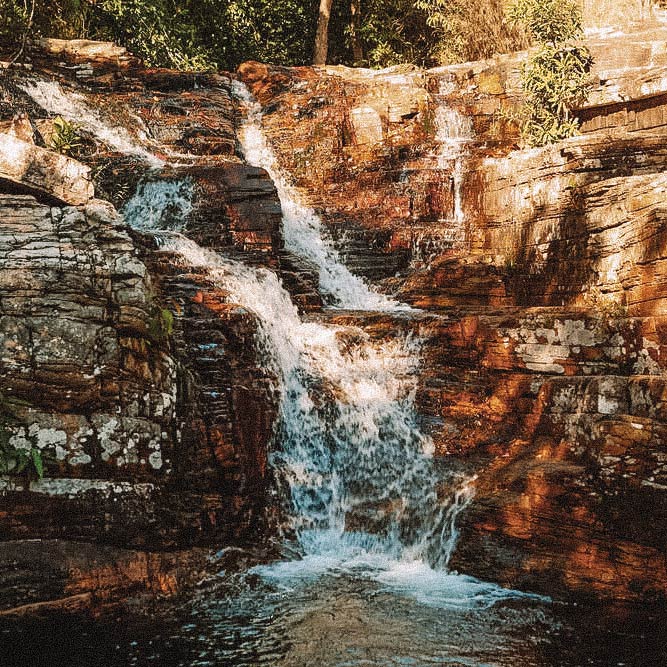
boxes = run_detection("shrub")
[343,0,528,68]
[508,0,583,44]
[519,43,594,145]
[509,0,594,146]
[415,0,529,65]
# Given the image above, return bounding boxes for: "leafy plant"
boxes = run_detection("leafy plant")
[0,440,51,479]
[508,0,582,44]
[508,0,594,146]
[0,394,54,480]
[350,0,528,68]
[148,304,175,344]
[48,116,83,156]
[519,43,594,145]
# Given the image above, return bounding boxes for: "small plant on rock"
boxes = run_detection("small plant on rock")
[0,394,54,480]
[48,116,83,157]
[148,304,175,345]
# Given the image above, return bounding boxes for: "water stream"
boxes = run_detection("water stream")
[19,78,164,166]
[434,96,472,229]
[118,85,541,612]
[233,81,404,311]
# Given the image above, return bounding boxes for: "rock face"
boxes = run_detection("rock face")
[0,54,283,613]
[0,133,94,205]
[0,190,278,547]
[3,24,667,614]
[237,26,667,605]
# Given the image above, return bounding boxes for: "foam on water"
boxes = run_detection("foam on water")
[123,180,193,231]
[232,80,408,312]
[127,218,536,609]
[18,79,164,166]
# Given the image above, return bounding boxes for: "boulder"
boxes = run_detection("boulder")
[0,133,93,205]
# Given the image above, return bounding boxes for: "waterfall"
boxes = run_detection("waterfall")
[232,81,407,312]
[125,218,466,571]
[123,179,541,610]
[434,91,473,227]
[119,84,539,608]
[18,79,164,167]
[122,180,193,231]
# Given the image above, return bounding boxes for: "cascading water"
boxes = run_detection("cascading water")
[232,81,406,312]
[129,208,522,611]
[124,209,471,577]
[435,84,473,227]
[119,97,539,610]
[18,79,164,166]
[122,179,194,231]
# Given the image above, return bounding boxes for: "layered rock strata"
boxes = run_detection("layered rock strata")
[237,27,667,605]
[0,53,284,613]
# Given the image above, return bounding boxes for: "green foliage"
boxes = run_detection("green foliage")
[0,393,53,480]
[2,0,530,71]
[509,0,593,146]
[0,1,27,40]
[148,305,174,344]
[211,0,316,69]
[0,1,92,56]
[89,0,216,70]
[344,0,527,68]
[348,0,432,67]
[0,0,31,56]
[414,0,471,64]
[48,116,82,156]
[519,43,593,145]
[0,440,49,479]
[508,0,583,44]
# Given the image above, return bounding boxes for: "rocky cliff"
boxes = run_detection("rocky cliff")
[2,24,667,614]
[237,24,667,605]
[0,45,286,613]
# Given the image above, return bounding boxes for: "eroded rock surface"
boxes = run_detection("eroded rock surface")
[237,27,667,605]
[3,24,667,612]
[0,55,283,612]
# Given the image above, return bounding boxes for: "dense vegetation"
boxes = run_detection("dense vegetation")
[1,0,528,69]
[1,0,660,70]
[509,0,593,145]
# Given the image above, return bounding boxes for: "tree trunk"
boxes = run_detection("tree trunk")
[313,0,334,65]
[349,0,363,64]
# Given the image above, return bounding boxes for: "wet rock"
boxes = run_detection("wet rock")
[178,163,283,253]
[0,539,208,616]
[0,190,278,554]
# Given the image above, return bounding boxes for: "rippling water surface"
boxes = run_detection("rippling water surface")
[2,563,666,667]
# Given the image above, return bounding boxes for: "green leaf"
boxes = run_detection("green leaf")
[15,451,29,474]
[31,449,44,479]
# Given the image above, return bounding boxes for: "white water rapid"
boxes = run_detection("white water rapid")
[19,79,164,166]
[232,81,407,312]
[119,83,541,609]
